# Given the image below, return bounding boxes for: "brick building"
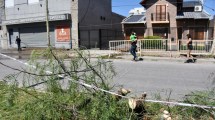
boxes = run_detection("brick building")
[139,0,211,41]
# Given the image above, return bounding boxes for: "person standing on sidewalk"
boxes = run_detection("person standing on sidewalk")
[185,34,195,63]
[16,36,21,51]
[130,32,137,61]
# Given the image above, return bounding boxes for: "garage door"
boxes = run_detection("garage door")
[20,26,55,47]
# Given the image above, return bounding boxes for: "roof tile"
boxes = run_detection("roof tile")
[122,14,146,24]
[176,11,210,19]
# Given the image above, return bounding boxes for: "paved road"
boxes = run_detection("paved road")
[0,56,215,100]
[112,59,215,100]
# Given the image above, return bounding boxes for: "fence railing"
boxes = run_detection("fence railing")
[109,40,141,55]
[109,39,213,56]
[109,39,169,54]
[139,39,169,52]
[179,40,213,55]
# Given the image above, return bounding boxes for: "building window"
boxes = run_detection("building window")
[156,5,166,21]
[5,0,14,8]
[28,0,39,4]
[189,27,205,40]
[153,27,168,39]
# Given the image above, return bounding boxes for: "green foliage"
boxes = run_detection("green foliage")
[144,36,161,39]
[0,48,215,119]
[179,89,215,119]
[0,48,132,120]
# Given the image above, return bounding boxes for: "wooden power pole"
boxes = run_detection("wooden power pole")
[71,0,79,49]
[0,0,8,49]
[45,0,50,47]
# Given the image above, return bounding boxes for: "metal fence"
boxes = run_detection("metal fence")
[139,39,169,52]
[109,39,214,56]
[109,40,142,56]
[179,40,213,55]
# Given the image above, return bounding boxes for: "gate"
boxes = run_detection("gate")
[79,29,124,49]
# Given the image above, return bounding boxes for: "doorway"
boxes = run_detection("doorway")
[9,29,13,45]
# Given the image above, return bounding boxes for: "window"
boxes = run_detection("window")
[189,27,205,40]
[156,5,166,21]
[28,0,39,4]
[177,3,182,12]
[153,27,168,39]
[5,0,14,8]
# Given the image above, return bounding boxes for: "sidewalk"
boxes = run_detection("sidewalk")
[107,50,215,64]
[1,48,215,64]
[116,54,215,64]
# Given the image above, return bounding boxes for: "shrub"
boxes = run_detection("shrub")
[144,36,161,39]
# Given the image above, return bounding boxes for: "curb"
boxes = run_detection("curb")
[115,55,215,64]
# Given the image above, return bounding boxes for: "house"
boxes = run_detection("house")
[122,8,146,39]
[209,16,215,40]
[139,0,211,42]
[0,0,124,49]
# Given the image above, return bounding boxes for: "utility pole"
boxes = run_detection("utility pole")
[214,16,215,41]
[71,0,79,49]
[212,16,215,55]
[0,0,8,49]
[45,0,50,47]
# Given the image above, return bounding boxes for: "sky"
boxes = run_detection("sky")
[112,0,215,18]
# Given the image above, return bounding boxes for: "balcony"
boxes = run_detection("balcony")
[151,12,170,23]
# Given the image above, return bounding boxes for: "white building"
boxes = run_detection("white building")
[129,7,146,15]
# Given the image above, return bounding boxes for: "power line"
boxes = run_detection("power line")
[204,5,215,11]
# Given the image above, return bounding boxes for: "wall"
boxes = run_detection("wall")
[2,0,72,49]
[111,12,125,30]
[78,0,112,30]
[78,0,124,49]
[7,20,71,48]
[5,0,71,20]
